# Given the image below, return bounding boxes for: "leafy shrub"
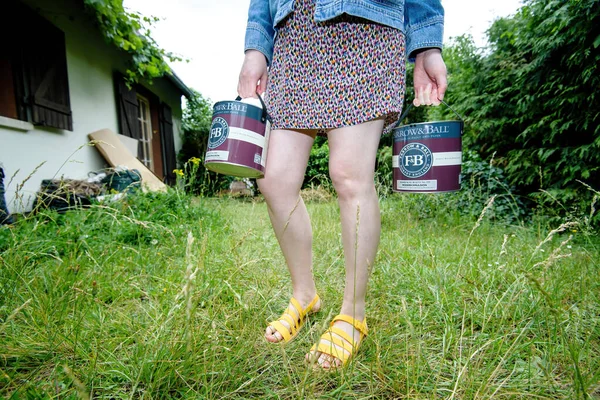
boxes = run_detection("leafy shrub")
[431,0,600,222]
[375,145,393,197]
[456,150,528,224]
[529,184,600,231]
[303,136,332,191]
[83,0,184,84]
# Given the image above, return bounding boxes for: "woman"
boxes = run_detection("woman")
[238,0,447,369]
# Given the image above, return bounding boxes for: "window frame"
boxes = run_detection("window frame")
[136,94,154,170]
[1,1,73,131]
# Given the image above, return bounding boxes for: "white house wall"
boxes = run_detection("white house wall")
[0,0,184,214]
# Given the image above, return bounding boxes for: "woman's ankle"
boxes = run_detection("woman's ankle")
[339,301,366,321]
[292,285,318,306]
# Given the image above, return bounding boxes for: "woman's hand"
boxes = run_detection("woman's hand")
[238,50,268,98]
[413,48,447,107]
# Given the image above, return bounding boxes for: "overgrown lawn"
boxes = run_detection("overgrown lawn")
[1,191,598,398]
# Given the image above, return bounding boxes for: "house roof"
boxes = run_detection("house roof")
[165,70,194,99]
[74,0,194,99]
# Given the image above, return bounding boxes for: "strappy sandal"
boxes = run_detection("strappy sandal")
[267,294,321,343]
[307,314,368,368]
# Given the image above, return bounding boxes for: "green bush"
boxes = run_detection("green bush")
[431,0,600,224]
[375,145,393,197]
[303,136,331,190]
[456,150,528,224]
[529,184,600,231]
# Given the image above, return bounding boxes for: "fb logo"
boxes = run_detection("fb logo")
[404,154,425,167]
[399,143,433,178]
[208,117,229,149]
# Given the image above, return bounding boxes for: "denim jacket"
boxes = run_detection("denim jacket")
[244,0,444,65]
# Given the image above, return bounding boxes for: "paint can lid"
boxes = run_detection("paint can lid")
[239,97,263,109]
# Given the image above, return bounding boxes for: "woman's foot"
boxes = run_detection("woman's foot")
[306,314,368,369]
[265,294,321,343]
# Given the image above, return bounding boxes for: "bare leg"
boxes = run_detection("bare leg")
[259,128,322,342]
[307,118,384,367]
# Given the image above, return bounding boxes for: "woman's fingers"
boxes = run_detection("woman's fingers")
[431,86,441,106]
[237,72,256,99]
[238,50,268,98]
[423,83,432,105]
[238,70,260,98]
[413,87,422,106]
[413,83,435,107]
[413,48,448,107]
[258,70,268,96]
[436,73,448,103]
[237,81,251,99]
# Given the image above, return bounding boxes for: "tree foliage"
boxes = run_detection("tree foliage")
[178,89,212,166]
[83,0,184,84]
[182,89,213,134]
[435,0,600,221]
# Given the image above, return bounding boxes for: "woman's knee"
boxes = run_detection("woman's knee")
[329,164,373,199]
[257,176,278,200]
[257,174,301,202]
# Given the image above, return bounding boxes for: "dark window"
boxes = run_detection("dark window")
[1,1,73,131]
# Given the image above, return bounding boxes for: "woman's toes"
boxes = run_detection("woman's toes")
[318,353,340,369]
[306,350,320,365]
[318,354,331,369]
[265,326,277,342]
[306,350,340,369]
[265,325,285,343]
[305,352,313,363]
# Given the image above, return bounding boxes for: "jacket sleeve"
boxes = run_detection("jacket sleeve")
[244,0,276,65]
[404,0,444,62]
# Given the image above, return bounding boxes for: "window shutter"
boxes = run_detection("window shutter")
[23,10,73,131]
[159,103,177,184]
[116,76,141,140]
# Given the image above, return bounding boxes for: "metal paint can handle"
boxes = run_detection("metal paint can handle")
[235,92,271,124]
[389,100,464,133]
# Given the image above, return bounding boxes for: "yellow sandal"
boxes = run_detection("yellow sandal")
[308,314,368,368]
[267,294,321,343]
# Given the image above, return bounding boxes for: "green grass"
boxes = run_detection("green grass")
[0,190,599,399]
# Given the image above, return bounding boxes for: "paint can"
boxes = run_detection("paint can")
[204,95,271,178]
[391,101,464,193]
